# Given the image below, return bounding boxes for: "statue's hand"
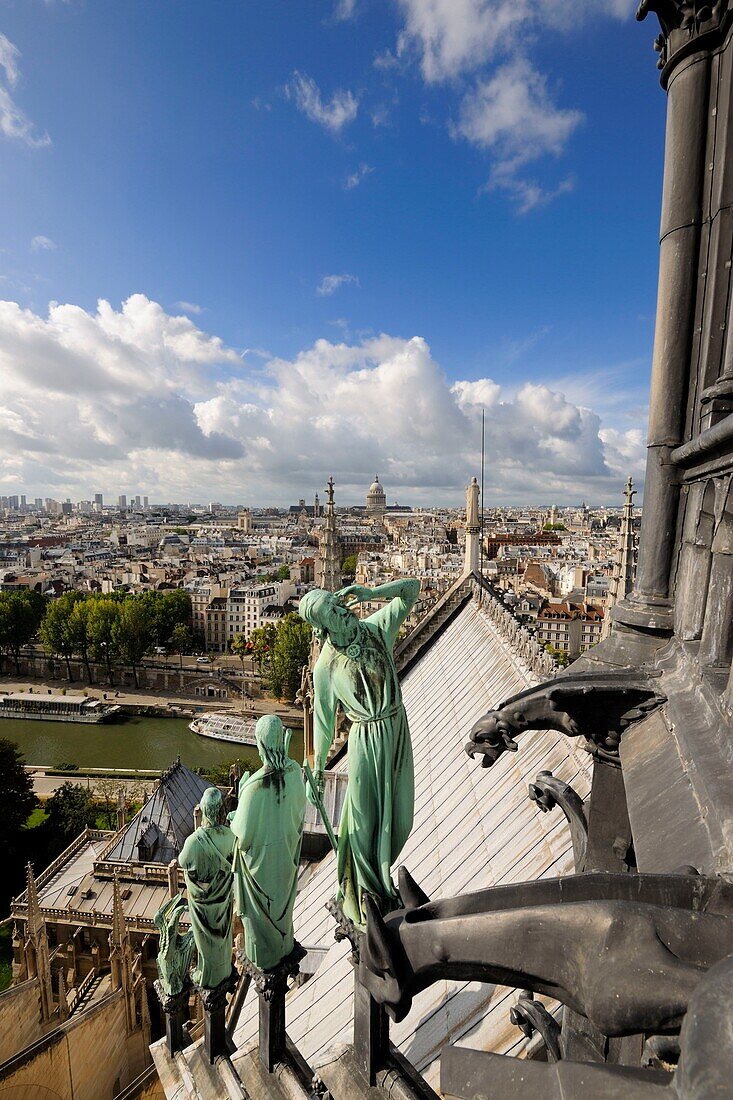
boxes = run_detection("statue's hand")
[337,584,371,607]
[306,769,325,806]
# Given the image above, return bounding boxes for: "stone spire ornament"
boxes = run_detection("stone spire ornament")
[464,476,481,577]
[316,475,342,592]
[25,862,53,1023]
[110,874,135,1033]
[603,476,636,639]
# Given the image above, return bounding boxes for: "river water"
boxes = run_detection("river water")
[0,715,304,774]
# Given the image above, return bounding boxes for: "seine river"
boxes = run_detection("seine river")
[0,714,304,774]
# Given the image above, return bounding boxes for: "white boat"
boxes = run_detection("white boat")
[189,712,258,746]
[0,692,121,724]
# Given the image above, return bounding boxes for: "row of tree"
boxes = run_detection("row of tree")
[0,588,193,687]
[233,613,312,701]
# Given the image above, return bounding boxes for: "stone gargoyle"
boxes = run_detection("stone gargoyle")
[466,671,667,767]
[359,866,733,1037]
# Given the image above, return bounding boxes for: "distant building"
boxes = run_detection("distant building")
[536,600,603,657]
[366,474,387,520]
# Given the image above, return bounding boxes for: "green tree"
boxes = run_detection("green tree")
[43,782,97,845]
[170,622,192,669]
[143,590,192,650]
[0,739,36,915]
[275,565,291,582]
[206,759,251,786]
[0,739,36,845]
[40,592,81,681]
[67,598,94,683]
[248,623,277,676]
[545,643,570,667]
[0,591,46,675]
[112,596,155,689]
[88,598,120,685]
[270,613,312,701]
[341,554,357,577]
[230,632,249,679]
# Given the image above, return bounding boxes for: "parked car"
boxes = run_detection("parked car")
[196,656,211,664]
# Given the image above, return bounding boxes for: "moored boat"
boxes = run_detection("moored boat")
[189,712,257,746]
[0,692,121,724]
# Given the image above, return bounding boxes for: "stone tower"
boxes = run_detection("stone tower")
[464,476,481,576]
[317,476,341,592]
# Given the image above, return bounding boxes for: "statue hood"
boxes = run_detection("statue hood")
[255,714,291,771]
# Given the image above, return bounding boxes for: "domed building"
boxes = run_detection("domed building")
[366,474,386,519]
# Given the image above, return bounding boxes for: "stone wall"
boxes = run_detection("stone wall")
[0,989,148,1100]
[0,977,41,1063]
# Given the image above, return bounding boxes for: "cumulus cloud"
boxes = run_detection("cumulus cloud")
[31,235,56,252]
[0,291,644,503]
[390,1,631,211]
[287,71,358,133]
[0,294,244,496]
[453,58,582,211]
[317,273,360,296]
[0,34,50,148]
[394,0,633,83]
[455,60,582,160]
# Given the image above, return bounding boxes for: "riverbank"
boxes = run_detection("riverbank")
[0,675,301,722]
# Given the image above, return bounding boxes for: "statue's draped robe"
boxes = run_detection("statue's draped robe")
[178,824,236,989]
[231,759,306,970]
[314,595,415,926]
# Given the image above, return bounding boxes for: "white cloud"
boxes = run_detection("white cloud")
[0,33,20,87]
[455,59,582,161]
[391,1,630,211]
[395,0,634,83]
[31,235,56,252]
[0,293,645,504]
[0,35,50,148]
[334,0,357,19]
[454,59,582,212]
[317,273,360,296]
[345,163,374,189]
[287,71,358,133]
[175,300,204,315]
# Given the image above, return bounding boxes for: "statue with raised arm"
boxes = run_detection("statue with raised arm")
[230,714,306,971]
[299,578,420,928]
[178,786,236,990]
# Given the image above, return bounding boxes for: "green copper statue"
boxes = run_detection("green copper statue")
[155,893,195,997]
[230,715,306,971]
[178,786,236,990]
[299,579,420,928]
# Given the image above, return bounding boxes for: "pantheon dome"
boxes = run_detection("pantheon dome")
[366,474,386,518]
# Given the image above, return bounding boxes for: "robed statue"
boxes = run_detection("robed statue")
[299,579,420,928]
[178,786,235,990]
[155,893,195,997]
[230,715,306,971]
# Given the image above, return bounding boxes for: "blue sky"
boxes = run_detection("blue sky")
[0,0,666,505]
